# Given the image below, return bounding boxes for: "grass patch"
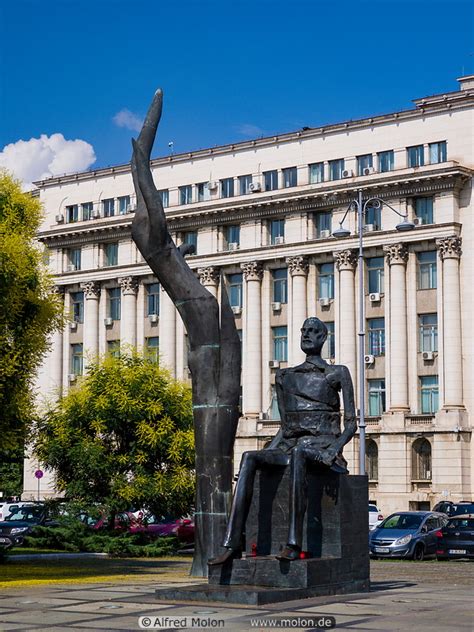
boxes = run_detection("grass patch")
[8,547,68,555]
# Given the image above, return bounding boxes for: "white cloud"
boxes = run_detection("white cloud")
[235,123,265,137]
[0,133,96,190]
[113,109,144,133]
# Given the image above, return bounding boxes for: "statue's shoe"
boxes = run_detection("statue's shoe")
[208,548,242,566]
[275,546,301,561]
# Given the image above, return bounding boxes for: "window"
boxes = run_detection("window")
[239,175,252,195]
[226,225,240,248]
[70,343,83,376]
[368,379,386,416]
[104,243,118,266]
[220,177,234,198]
[145,337,159,363]
[102,198,115,217]
[107,340,120,358]
[321,322,335,360]
[179,185,192,205]
[412,438,432,480]
[407,145,424,167]
[272,269,287,303]
[282,166,297,188]
[368,318,385,356]
[270,385,281,420]
[107,288,121,321]
[118,196,130,215]
[417,251,437,289]
[227,273,243,308]
[71,291,84,323]
[158,189,169,208]
[146,283,160,316]
[272,326,288,362]
[366,440,378,480]
[365,204,381,230]
[196,182,210,202]
[329,158,344,180]
[357,154,373,175]
[309,162,324,184]
[67,247,81,271]
[420,377,439,414]
[315,211,332,237]
[182,231,197,253]
[270,219,285,244]
[318,263,334,299]
[264,170,278,191]
[429,141,447,164]
[81,202,93,221]
[66,204,79,223]
[377,150,394,172]
[414,197,433,225]
[419,314,438,352]
[367,257,384,294]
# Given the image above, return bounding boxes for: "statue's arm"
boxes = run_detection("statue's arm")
[334,365,357,452]
[265,370,286,450]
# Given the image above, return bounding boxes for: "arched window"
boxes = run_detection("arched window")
[366,440,378,481]
[412,438,432,480]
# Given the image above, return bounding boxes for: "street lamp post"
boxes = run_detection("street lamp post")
[333,191,415,475]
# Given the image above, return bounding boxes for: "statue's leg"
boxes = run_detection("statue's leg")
[287,444,309,550]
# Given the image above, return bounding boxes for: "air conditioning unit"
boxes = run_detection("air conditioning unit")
[364,224,375,232]
[274,236,285,245]
[319,229,331,238]
[231,306,242,316]
[364,354,375,365]
[149,314,159,323]
[227,242,239,251]
[208,180,218,190]
[269,360,280,369]
[319,297,331,307]
[127,203,137,213]
[67,264,76,272]
[68,374,77,382]
[423,351,435,361]
[104,317,113,326]
[69,321,77,331]
[271,301,282,312]
[363,167,376,176]
[342,169,353,178]
[92,210,101,219]
[55,213,64,223]
[414,217,423,225]
[249,182,262,192]
[258,411,268,421]
[369,292,381,303]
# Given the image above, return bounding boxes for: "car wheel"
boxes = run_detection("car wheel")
[412,544,424,561]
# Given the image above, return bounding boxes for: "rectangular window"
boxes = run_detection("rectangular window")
[270,219,285,244]
[365,204,381,230]
[102,198,115,217]
[429,141,447,164]
[315,211,332,237]
[197,182,210,202]
[68,247,81,271]
[368,379,386,416]
[270,385,281,420]
[226,225,240,248]
[420,376,439,414]
[329,158,344,181]
[377,150,394,172]
[145,337,159,363]
[367,257,384,294]
[146,282,160,316]
[318,263,334,299]
[321,321,335,360]
[179,185,192,205]
[418,251,437,289]
[158,189,169,208]
[227,273,243,308]
[182,231,197,253]
[66,204,79,223]
[414,197,433,225]
[272,268,288,303]
[419,314,438,352]
[104,243,118,267]
[272,326,288,362]
[239,174,252,195]
[107,288,121,321]
[81,202,93,221]
[407,145,425,167]
[309,162,324,184]
[117,196,129,215]
[282,166,297,188]
[107,340,120,358]
[71,291,84,323]
[357,154,373,175]
[368,318,385,356]
[220,177,234,198]
[70,343,83,376]
[264,170,278,191]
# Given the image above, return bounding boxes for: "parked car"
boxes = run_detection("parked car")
[369,504,384,530]
[369,511,448,560]
[432,501,474,517]
[87,511,181,538]
[436,514,474,560]
[0,503,58,548]
[175,516,195,544]
[0,501,40,521]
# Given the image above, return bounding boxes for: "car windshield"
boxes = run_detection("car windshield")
[447,518,474,530]
[5,506,45,522]
[450,504,474,516]
[380,514,423,530]
[369,506,378,512]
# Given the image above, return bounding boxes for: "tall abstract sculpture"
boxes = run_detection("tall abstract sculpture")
[131,90,241,577]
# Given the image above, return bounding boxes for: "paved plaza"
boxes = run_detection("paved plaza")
[0,559,472,631]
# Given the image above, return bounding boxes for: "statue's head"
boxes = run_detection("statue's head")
[300,317,328,356]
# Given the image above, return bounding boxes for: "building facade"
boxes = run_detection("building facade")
[24,77,474,515]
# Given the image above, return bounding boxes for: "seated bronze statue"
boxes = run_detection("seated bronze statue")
[208,317,357,565]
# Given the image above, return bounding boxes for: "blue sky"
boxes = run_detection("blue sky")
[0,0,473,186]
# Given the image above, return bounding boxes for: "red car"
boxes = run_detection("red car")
[88,512,179,537]
[175,516,195,544]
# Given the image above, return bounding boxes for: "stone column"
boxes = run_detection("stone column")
[118,276,139,348]
[384,243,409,410]
[286,255,309,365]
[198,266,220,298]
[334,249,357,384]
[436,236,463,408]
[158,287,176,376]
[241,261,263,416]
[80,281,100,370]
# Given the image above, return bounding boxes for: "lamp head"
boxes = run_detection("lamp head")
[395,217,416,232]
[332,225,351,239]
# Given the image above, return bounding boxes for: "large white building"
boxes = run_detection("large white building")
[25,76,473,515]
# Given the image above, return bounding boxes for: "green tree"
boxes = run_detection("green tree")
[33,352,195,518]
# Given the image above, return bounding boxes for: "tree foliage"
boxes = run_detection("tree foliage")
[33,352,195,517]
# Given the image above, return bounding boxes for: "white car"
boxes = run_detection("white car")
[369,504,384,530]
[0,502,39,521]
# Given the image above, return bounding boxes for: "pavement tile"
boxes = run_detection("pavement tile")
[55,601,171,614]
[0,610,111,626]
